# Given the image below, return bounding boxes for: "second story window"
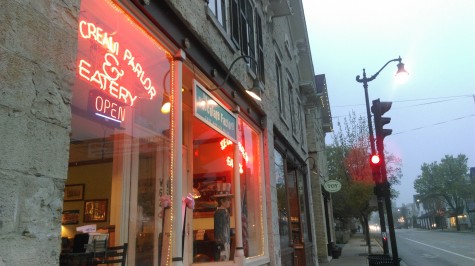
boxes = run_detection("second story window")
[230,0,264,81]
[276,55,284,114]
[256,14,264,83]
[208,0,227,30]
[239,0,255,70]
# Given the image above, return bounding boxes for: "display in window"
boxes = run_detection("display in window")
[212,183,233,261]
[193,174,227,218]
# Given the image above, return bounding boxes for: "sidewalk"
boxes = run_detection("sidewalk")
[319,233,408,266]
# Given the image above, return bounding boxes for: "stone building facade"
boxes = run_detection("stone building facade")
[0,1,79,265]
[0,0,334,265]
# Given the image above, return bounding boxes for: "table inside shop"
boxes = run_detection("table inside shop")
[192,230,235,262]
[59,232,109,266]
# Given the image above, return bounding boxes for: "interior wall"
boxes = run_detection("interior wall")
[62,162,113,238]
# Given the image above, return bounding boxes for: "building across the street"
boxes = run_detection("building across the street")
[0,1,335,265]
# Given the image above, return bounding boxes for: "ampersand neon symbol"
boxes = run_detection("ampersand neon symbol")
[103,53,124,81]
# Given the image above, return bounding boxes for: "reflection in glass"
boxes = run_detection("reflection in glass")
[274,150,290,248]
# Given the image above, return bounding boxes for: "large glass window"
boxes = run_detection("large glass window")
[191,115,264,261]
[286,170,300,245]
[297,170,311,242]
[238,118,264,258]
[192,116,235,262]
[63,1,173,265]
[274,149,290,248]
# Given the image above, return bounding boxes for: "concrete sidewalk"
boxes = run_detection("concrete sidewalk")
[319,233,408,266]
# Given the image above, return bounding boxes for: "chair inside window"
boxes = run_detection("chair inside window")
[72,233,90,253]
[85,233,109,253]
[92,243,128,266]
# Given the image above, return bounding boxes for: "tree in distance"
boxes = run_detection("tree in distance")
[414,154,474,231]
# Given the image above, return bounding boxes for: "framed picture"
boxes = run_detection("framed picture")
[62,210,80,225]
[84,199,108,222]
[64,184,85,201]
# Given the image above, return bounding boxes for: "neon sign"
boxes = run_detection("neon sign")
[88,90,125,125]
[78,20,160,123]
[220,138,249,173]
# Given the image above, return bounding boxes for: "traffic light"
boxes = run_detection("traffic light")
[370,154,381,166]
[370,154,382,183]
[371,99,392,144]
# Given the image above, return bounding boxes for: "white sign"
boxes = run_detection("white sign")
[324,180,342,193]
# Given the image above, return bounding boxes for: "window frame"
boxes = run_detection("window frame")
[207,0,227,30]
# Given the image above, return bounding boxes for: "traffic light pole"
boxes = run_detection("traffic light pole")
[357,57,406,264]
[357,70,389,255]
[376,134,399,265]
[373,99,400,265]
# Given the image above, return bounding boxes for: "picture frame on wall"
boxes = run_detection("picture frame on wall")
[64,184,85,201]
[62,210,80,225]
[84,199,108,222]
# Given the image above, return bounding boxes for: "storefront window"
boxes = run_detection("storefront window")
[274,149,290,248]
[237,118,264,258]
[297,170,310,242]
[192,116,235,262]
[62,1,173,265]
[286,170,300,245]
[191,112,264,262]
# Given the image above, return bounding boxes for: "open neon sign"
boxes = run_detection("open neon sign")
[88,90,125,124]
[78,20,159,123]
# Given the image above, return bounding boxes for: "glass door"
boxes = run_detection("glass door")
[128,132,170,266]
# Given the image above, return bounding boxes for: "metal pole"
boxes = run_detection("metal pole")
[377,139,399,265]
[358,69,389,255]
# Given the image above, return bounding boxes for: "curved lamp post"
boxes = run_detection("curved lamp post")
[355,56,407,262]
[211,55,262,101]
[356,56,408,154]
[303,156,318,175]
[161,70,171,114]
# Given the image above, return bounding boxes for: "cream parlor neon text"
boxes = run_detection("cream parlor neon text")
[78,20,157,108]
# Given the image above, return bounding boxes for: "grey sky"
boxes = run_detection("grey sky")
[302,0,475,206]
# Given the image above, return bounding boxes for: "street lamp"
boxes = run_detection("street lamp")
[356,56,407,263]
[211,55,262,101]
[161,70,171,114]
[356,56,408,154]
[303,156,318,175]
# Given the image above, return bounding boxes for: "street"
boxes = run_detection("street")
[395,228,475,266]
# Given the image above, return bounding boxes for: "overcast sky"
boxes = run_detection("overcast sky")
[302,0,475,206]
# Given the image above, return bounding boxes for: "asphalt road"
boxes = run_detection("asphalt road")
[395,228,475,266]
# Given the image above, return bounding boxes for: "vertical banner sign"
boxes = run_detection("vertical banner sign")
[194,80,237,143]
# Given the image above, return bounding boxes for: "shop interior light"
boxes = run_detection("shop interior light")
[161,96,171,114]
[161,70,171,114]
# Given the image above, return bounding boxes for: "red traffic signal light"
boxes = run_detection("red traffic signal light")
[370,154,381,166]
[370,154,382,183]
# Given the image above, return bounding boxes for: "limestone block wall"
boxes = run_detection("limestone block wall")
[0,1,79,265]
[306,107,332,261]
